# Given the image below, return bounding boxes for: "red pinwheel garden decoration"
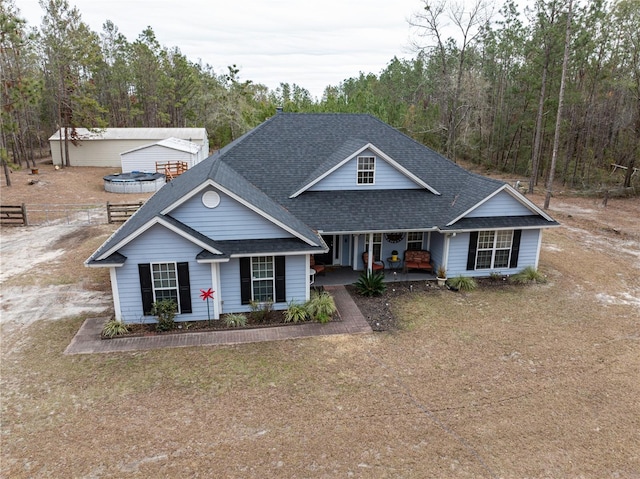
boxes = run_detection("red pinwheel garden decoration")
[199,288,215,324]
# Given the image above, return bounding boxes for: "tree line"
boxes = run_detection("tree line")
[1,0,638,193]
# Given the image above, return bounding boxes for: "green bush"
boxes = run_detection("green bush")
[306,290,336,322]
[102,318,130,338]
[150,299,178,331]
[284,301,309,323]
[224,313,248,328]
[511,266,547,284]
[447,275,477,292]
[249,298,273,323]
[354,271,386,297]
[489,271,502,281]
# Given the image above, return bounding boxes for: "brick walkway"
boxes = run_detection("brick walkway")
[64,285,371,355]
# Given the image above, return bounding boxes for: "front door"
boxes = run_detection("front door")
[316,235,340,265]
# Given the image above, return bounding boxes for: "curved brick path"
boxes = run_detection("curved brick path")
[64,285,371,355]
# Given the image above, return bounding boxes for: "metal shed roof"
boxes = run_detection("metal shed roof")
[120,137,201,156]
[48,128,208,141]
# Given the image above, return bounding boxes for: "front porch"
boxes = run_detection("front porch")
[312,266,436,287]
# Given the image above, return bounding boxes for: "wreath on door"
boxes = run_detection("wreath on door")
[385,232,405,243]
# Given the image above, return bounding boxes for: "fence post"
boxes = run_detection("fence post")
[21,203,28,226]
[106,202,112,224]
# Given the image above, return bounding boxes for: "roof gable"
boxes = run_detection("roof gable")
[447,184,556,226]
[86,154,324,264]
[290,142,439,197]
[169,184,300,241]
[91,215,223,262]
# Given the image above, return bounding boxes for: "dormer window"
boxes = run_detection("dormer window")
[357,156,375,184]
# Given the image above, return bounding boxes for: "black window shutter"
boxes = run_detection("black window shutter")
[138,263,154,315]
[509,230,522,268]
[275,256,286,303]
[177,262,192,313]
[240,257,252,305]
[466,232,479,270]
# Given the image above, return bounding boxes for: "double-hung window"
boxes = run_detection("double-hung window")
[407,232,423,251]
[139,262,192,315]
[475,230,513,269]
[357,156,375,184]
[251,256,274,302]
[152,262,179,304]
[372,233,382,261]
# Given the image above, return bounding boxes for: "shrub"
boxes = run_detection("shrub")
[489,271,502,281]
[249,298,273,322]
[306,290,336,322]
[447,275,477,292]
[354,271,386,297]
[511,266,547,284]
[284,301,309,323]
[437,265,447,279]
[102,318,130,338]
[224,313,248,328]
[151,299,178,331]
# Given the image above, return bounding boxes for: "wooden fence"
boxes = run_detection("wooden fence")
[0,202,144,226]
[106,201,144,223]
[0,204,28,226]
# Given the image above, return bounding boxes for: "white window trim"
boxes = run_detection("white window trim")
[475,230,514,270]
[251,256,275,302]
[406,231,423,251]
[372,233,382,261]
[151,261,181,312]
[357,156,376,185]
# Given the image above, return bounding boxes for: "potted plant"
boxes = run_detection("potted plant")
[436,265,447,287]
[391,250,399,261]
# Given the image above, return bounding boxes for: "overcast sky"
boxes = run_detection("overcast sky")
[17,0,425,99]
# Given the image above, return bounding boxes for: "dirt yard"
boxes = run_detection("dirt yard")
[1,161,639,478]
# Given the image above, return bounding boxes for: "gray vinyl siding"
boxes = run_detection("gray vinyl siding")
[429,233,446,271]
[171,186,294,240]
[466,191,534,217]
[219,255,308,314]
[121,145,199,173]
[339,234,352,266]
[446,229,541,277]
[309,153,420,191]
[115,224,212,323]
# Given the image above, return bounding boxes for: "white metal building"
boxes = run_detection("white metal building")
[48,128,209,167]
[119,137,205,173]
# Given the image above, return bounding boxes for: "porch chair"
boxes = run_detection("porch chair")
[310,255,326,275]
[362,252,385,272]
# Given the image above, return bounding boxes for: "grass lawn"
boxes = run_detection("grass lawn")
[2,193,640,477]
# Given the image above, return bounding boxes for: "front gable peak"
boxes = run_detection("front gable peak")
[290,141,440,198]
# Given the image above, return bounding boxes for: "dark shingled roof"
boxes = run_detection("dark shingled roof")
[87,113,556,265]
[196,238,324,260]
[440,216,559,231]
[215,113,508,232]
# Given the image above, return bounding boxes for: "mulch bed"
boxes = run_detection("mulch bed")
[346,278,516,332]
[346,280,440,332]
[102,310,341,339]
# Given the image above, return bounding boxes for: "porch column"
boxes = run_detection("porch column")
[352,235,359,271]
[110,268,122,322]
[210,263,221,319]
[367,232,374,272]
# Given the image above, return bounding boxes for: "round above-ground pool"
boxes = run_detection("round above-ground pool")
[103,172,166,193]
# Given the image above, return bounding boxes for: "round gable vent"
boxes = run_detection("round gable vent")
[202,190,221,208]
